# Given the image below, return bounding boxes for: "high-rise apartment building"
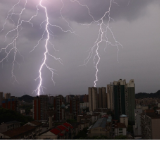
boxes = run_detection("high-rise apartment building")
[70,96,80,118]
[98,87,107,108]
[2,96,17,111]
[83,94,88,103]
[107,79,135,123]
[88,87,98,111]
[126,80,135,123]
[107,83,114,111]
[5,93,11,99]
[53,95,65,121]
[33,95,49,121]
[113,79,126,120]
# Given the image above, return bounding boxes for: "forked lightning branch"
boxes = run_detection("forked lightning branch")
[0,0,121,95]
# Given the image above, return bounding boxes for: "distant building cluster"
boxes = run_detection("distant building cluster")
[0,92,17,111]
[2,78,160,139]
[89,79,135,123]
[33,94,82,122]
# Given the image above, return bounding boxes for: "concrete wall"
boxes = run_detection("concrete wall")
[89,87,98,111]
[152,119,160,139]
[115,128,127,136]
[134,109,142,136]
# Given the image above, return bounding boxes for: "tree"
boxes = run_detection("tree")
[115,135,127,139]
[0,108,33,125]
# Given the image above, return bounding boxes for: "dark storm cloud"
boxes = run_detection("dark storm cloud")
[1,0,159,42]
[46,0,160,23]
[0,0,160,96]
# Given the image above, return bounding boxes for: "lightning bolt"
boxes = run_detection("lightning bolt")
[34,0,76,95]
[0,0,75,95]
[70,0,122,87]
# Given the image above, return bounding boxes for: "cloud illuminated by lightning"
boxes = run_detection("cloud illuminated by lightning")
[70,0,122,87]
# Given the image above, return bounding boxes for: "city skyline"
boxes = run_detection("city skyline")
[0,0,160,97]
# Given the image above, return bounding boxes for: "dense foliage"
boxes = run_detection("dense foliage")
[135,90,160,99]
[0,108,33,125]
[74,127,88,139]
[18,95,34,103]
[66,119,77,124]
[18,105,32,115]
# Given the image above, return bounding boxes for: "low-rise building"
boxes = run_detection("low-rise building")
[0,121,21,133]
[114,123,127,137]
[141,112,160,139]
[37,130,58,140]
[24,121,42,136]
[0,125,37,139]
[120,115,128,128]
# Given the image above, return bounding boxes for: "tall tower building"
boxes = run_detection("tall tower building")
[113,80,126,120]
[126,79,135,124]
[107,83,114,110]
[88,87,98,111]
[33,95,49,121]
[5,93,11,99]
[107,79,135,122]
[70,96,80,118]
[53,95,65,121]
[98,87,107,108]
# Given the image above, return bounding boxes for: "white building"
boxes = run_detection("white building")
[114,123,127,136]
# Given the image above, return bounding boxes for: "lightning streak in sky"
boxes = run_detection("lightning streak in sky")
[70,0,122,87]
[0,0,74,95]
[0,0,122,94]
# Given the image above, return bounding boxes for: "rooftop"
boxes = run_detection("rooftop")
[91,118,107,129]
[30,121,42,126]
[146,113,160,119]
[115,123,126,128]
[2,125,36,138]
[1,121,20,125]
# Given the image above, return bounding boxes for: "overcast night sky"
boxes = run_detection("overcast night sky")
[0,0,160,97]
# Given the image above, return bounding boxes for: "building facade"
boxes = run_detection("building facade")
[125,80,135,123]
[107,83,114,110]
[5,93,11,99]
[2,97,17,111]
[133,108,142,137]
[98,87,107,108]
[141,113,160,139]
[53,95,65,121]
[33,95,49,121]
[70,96,80,118]
[88,87,98,111]
[107,79,135,123]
